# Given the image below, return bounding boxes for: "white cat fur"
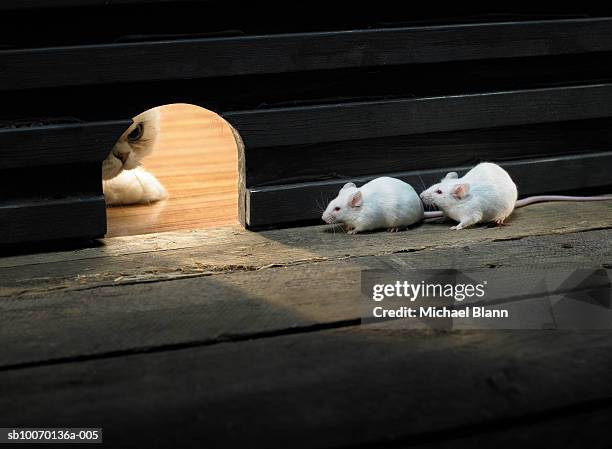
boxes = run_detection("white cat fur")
[102,108,167,206]
[104,167,167,206]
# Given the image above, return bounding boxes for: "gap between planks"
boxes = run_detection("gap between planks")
[2,325,612,449]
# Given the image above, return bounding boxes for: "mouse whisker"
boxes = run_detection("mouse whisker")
[416,175,427,192]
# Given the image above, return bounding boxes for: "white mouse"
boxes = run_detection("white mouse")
[322,177,433,234]
[420,162,612,230]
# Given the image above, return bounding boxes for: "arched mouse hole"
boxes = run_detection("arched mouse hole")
[104,104,240,237]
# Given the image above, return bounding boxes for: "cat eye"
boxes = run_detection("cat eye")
[127,122,145,142]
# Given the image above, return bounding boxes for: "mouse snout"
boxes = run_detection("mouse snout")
[420,190,433,206]
[322,211,331,223]
[322,213,334,224]
[322,208,340,224]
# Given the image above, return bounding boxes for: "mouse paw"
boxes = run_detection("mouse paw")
[450,225,463,230]
[347,229,358,235]
[387,227,401,233]
[494,219,509,227]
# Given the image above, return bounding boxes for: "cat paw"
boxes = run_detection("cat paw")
[141,179,168,204]
[103,167,167,206]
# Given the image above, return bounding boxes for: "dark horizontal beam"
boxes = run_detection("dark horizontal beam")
[229,84,612,149]
[2,18,612,90]
[0,0,191,9]
[242,151,612,228]
[244,118,612,187]
[4,51,612,123]
[0,120,130,169]
[0,196,107,245]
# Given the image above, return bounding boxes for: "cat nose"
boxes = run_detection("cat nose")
[116,153,129,164]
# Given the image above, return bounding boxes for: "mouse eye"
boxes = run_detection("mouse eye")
[436,189,443,194]
[127,123,145,142]
[334,207,341,212]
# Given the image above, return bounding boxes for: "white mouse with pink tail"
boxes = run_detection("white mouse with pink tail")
[420,162,517,230]
[322,177,433,234]
[420,162,612,230]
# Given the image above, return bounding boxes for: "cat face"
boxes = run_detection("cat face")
[102,108,161,180]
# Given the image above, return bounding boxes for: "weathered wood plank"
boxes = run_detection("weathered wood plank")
[244,119,612,187]
[0,162,103,200]
[0,196,106,246]
[0,229,609,369]
[228,84,612,149]
[5,52,611,124]
[245,152,612,228]
[0,121,126,246]
[1,326,612,449]
[409,406,612,449]
[0,120,129,169]
[1,201,611,296]
[0,259,362,368]
[3,19,612,90]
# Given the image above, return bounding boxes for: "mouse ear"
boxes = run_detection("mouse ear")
[349,191,363,208]
[444,172,459,180]
[341,182,356,190]
[452,183,470,199]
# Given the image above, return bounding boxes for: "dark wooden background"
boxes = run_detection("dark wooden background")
[2,3,612,243]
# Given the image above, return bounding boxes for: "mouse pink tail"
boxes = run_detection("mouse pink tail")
[423,211,444,219]
[515,195,612,208]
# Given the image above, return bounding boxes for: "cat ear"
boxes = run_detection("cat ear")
[444,172,459,180]
[452,183,470,199]
[342,182,356,190]
[349,191,363,208]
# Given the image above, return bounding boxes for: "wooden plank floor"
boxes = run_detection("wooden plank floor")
[105,104,238,237]
[1,202,612,448]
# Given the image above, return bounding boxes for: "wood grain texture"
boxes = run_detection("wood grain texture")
[105,105,238,237]
[1,324,612,448]
[0,229,609,368]
[3,18,612,90]
[2,201,612,296]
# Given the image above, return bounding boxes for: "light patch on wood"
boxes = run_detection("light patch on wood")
[1,202,611,297]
